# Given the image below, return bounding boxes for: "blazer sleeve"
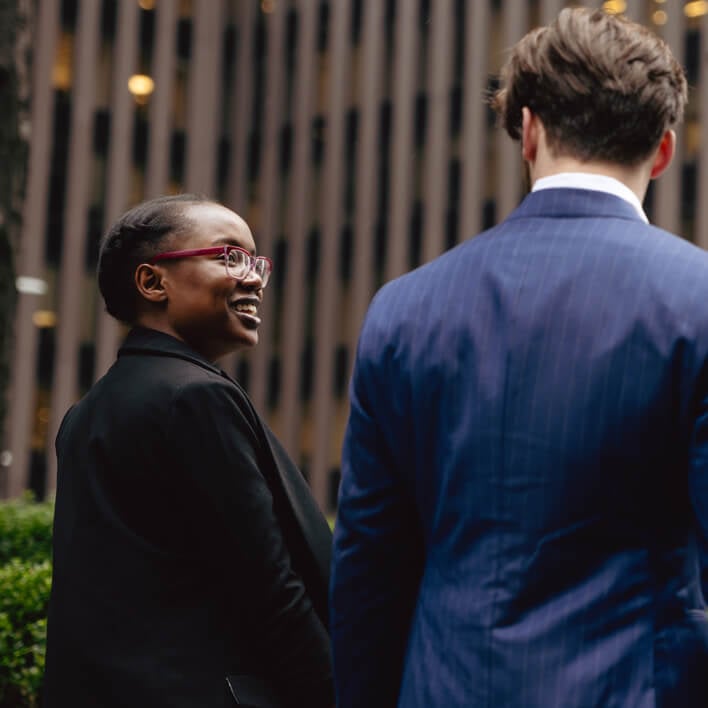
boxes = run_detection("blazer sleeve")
[166,377,333,708]
[330,311,423,708]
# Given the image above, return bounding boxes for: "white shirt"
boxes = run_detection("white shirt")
[532,172,648,223]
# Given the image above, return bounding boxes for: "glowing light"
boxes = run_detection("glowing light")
[127,74,155,104]
[685,1,708,18]
[261,0,276,13]
[32,310,57,328]
[16,276,48,295]
[652,9,668,24]
[602,0,626,14]
[138,0,156,9]
[52,35,73,91]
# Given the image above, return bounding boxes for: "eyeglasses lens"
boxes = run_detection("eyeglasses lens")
[225,249,249,278]
[225,248,271,286]
[253,259,270,285]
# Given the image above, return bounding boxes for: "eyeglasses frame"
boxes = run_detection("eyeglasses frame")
[150,245,273,286]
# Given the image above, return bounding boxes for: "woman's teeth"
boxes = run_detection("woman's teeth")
[234,303,257,315]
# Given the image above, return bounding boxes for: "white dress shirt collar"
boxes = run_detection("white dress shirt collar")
[532,172,648,223]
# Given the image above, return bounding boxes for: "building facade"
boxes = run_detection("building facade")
[3,0,708,513]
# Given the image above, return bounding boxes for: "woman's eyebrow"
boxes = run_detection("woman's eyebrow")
[213,236,257,255]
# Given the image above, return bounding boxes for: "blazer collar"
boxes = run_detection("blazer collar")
[508,187,645,223]
[118,327,225,376]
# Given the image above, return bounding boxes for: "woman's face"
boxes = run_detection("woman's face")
[153,202,265,361]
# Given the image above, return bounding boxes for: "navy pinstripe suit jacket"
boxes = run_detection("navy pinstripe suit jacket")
[331,188,708,707]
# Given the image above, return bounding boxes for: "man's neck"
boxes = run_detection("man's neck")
[529,155,652,204]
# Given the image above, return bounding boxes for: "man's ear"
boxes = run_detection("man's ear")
[649,130,676,180]
[521,106,539,163]
[135,263,168,304]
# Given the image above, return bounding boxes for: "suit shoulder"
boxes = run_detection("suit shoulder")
[656,227,708,264]
[362,226,501,331]
[369,227,499,308]
[641,224,708,293]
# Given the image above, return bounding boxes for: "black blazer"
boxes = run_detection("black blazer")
[44,327,333,708]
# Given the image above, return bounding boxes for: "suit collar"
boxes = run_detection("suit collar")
[532,174,648,222]
[118,327,225,376]
[508,187,645,223]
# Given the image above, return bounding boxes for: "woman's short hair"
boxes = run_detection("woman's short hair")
[97,193,213,324]
[491,8,688,165]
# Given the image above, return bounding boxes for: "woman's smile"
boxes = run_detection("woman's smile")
[230,296,261,327]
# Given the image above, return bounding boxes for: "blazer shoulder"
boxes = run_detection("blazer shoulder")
[166,365,260,438]
[120,348,241,394]
[112,349,260,439]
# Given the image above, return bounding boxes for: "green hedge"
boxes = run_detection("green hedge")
[0,497,53,708]
[0,497,53,566]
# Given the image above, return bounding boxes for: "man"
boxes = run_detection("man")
[331,8,708,707]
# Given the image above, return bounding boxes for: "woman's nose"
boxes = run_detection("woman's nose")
[240,265,264,289]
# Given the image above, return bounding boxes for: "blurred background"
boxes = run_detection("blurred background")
[2,0,707,516]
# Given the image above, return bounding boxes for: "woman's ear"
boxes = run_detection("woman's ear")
[135,263,168,304]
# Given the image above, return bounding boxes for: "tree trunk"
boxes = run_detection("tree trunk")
[0,0,32,456]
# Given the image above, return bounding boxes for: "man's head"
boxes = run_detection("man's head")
[492,8,687,167]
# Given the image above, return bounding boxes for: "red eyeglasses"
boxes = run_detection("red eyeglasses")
[151,245,273,287]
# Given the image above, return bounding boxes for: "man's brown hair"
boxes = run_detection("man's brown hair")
[492,8,688,165]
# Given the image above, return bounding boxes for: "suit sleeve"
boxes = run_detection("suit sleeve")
[330,311,423,708]
[689,383,708,603]
[166,378,333,708]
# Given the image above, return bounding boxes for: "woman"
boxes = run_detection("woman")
[43,195,334,707]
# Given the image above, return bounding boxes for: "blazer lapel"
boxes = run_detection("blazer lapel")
[225,375,333,631]
[259,422,333,629]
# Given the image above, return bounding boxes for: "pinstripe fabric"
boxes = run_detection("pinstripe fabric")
[331,189,708,708]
